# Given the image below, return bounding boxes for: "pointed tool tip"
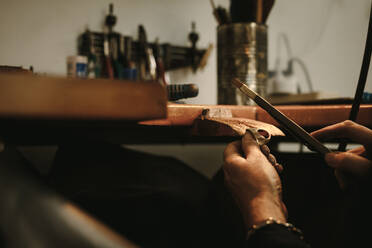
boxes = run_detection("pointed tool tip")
[232,78,243,88]
[231,78,257,100]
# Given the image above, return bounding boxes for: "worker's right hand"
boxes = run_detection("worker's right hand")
[311,121,372,191]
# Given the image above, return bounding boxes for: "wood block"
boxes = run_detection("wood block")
[141,103,257,126]
[0,74,167,121]
[192,117,284,137]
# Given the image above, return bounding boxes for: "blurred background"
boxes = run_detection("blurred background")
[0,0,371,177]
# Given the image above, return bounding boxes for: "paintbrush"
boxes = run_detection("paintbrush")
[210,0,231,25]
[263,0,275,23]
[257,0,263,23]
[232,78,331,155]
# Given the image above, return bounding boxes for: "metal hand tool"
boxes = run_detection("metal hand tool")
[232,78,331,155]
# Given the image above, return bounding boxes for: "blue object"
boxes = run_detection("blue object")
[121,68,137,80]
[76,62,87,78]
[363,92,372,103]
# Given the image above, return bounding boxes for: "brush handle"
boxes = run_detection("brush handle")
[257,0,263,23]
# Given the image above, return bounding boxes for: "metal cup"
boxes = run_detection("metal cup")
[217,23,268,105]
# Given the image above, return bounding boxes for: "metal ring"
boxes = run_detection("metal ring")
[245,127,271,146]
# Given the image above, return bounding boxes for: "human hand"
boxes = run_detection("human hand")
[223,131,286,229]
[311,121,372,191]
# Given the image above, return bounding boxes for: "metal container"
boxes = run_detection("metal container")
[217,23,268,105]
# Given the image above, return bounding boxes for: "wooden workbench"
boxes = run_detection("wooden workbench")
[1,102,371,145]
[0,73,371,145]
[143,103,372,129]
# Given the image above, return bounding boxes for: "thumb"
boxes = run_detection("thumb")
[325,152,371,176]
[242,132,261,159]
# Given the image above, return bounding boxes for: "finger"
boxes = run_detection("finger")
[223,140,244,166]
[260,145,270,156]
[274,163,284,173]
[242,132,261,158]
[311,121,372,147]
[267,154,277,165]
[348,146,368,157]
[325,152,372,176]
[223,140,242,160]
[348,146,365,154]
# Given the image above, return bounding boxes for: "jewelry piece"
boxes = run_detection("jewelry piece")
[245,127,271,146]
[245,128,283,173]
[246,217,304,240]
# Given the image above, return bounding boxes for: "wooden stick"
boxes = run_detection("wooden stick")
[209,0,216,10]
[257,0,263,23]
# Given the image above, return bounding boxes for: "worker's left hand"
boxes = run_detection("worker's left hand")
[223,131,287,229]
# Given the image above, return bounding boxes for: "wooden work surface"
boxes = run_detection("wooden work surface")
[0,74,371,144]
[137,103,372,143]
[143,103,372,129]
[0,102,370,145]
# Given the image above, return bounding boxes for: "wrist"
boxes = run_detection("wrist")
[246,218,305,241]
[240,196,286,230]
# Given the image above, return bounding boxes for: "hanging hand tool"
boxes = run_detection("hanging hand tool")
[147,46,157,80]
[105,3,117,33]
[103,27,114,79]
[104,3,117,79]
[138,25,156,80]
[153,39,168,86]
[188,22,199,72]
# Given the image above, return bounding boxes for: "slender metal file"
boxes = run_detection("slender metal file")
[232,78,331,155]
